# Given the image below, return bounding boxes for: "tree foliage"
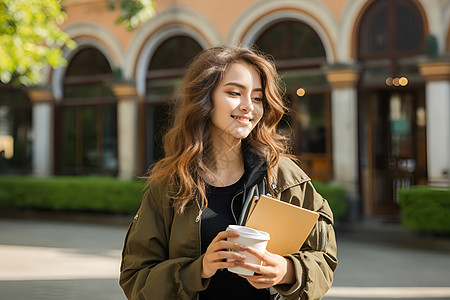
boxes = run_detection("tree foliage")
[0,0,76,86]
[108,0,155,31]
[0,0,154,87]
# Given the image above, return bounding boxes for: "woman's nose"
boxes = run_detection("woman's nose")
[239,95,254,112]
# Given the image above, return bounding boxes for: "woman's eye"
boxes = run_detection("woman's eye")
[252,97,263,102]
[227,91,240,96]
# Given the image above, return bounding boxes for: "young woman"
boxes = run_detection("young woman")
[120,46,337,300]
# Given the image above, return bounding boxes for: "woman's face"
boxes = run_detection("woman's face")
[210,62,264,142]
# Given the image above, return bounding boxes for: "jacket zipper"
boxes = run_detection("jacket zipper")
[195,197,204,222]
[193,188,243,299]
[195,199,202,300]
[193,179,266,298]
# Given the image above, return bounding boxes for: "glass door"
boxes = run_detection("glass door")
[364,89,426,214]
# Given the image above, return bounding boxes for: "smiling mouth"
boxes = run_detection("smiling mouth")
[231,115,253,122]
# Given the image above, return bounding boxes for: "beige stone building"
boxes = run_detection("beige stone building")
[1,0,450,217]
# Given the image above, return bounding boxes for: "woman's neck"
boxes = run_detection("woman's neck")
[204,132,245,187]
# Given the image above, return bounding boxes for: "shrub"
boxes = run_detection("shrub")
[398,186,450,234]
[312,182,348,220]
[0,176,349,220]
[0,176,144,213]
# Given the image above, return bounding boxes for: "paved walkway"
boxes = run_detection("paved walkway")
[0,219,125,300]
[0,217,449,300]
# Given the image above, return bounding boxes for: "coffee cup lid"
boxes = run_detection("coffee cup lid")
[226,225,270,240]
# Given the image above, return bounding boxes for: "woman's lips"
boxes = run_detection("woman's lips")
[231,115,252,125]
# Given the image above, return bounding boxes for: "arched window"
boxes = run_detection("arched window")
[254,20,331,181]
[255,20,326,64]
[358,0,425,59]
[143,35,202,168]
[0,84,32,174]
[358,0,426,82]
[56,47,117,175]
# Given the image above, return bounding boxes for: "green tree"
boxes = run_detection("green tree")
[0,0,155,87]
[0,0,76,86]
[108,0,155,30]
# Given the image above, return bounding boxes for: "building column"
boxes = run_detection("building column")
[419,59,450,187]
[325,66,360,220]
[27,88,54,177]
[111,83,138,180]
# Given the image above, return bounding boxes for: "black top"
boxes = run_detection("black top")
[199,176,270,300]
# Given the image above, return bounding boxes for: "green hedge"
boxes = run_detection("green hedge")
[0,176,349,219]
[312,182,348,220]
[398,186,450,234]
[0,176,144,213]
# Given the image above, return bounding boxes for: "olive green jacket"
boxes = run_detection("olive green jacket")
[120,157,338,299]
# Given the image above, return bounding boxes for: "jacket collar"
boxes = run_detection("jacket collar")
[242,148,267,189]
[236,145,268,225]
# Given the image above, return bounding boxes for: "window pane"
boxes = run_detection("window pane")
[256,24,286,59]
[64,84,115,101]
[291,22,326,58]
[66,47,112,76]
[359,1,389,56]
[282,69,328,90]
[0,105,32,172]
[147,78,181,102]
[369,9,388,54]
[64,85,78,99]
[146,103,171,166]
[103,105,117,171]
[255,21,326,60]
[296,94,326,154]
[396,0,424,52]
[82,106,98,169]
[61,108,76,169]
[0,88,32,173]
[149,36,202,70]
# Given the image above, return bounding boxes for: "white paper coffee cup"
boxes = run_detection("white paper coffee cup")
[226,225,270,276]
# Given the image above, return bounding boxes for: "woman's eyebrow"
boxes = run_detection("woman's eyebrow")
[224,82,263,92]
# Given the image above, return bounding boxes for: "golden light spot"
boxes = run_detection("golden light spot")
[385,77,393,86]
[296,88,306,97]
[393,77,400,87]
[399,77,408,86]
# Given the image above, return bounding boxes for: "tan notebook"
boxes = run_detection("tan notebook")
[244,195,319,255]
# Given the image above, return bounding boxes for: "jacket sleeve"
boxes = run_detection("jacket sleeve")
[119,183,209,300]
[272,180,338,300]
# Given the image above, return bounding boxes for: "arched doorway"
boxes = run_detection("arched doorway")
[143,35,202,169]
[357,0,428,215]
[55,47,118,175]
[254,20,332,181]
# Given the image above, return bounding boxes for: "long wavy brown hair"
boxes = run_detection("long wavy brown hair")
[147,45,290,213]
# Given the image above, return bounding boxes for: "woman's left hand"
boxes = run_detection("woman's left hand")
[237,246,295,289]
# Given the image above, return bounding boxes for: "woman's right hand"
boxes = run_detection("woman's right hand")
[201,230,247,279]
